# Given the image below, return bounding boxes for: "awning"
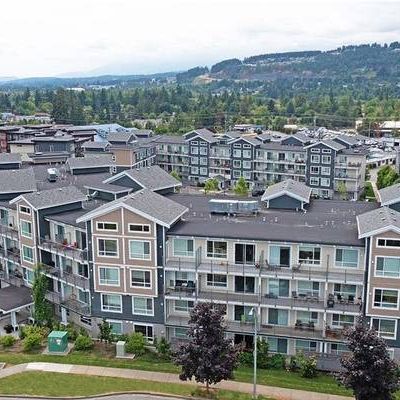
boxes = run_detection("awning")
[0,285,33,313]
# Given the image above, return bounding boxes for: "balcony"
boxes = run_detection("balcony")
[42,263,89,290]
[0,245,21,264]
[0,270,24,287]
[39,237,87,263]
[0,223,19,240]
[45,291,90,316]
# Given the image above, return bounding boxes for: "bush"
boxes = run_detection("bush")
[0,335,16,347]
[266,354,286,370]
[3,324,13,334]
[23,333,43,352]
[257,339,269,369]
[74,334,94,351]
[296,352,318,378]
[239,351,253,367]
[125,332,146,355]
[155,336,171,360]
[20,325,48,340]
[287,355,299,372]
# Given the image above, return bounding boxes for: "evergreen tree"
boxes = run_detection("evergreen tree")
[234,176,249,196]
[32,264,52,326]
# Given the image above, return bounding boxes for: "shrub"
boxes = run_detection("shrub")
[23,333,43,352]
[266,354,286,370]
[125,332,146,355]
[0,335,16,347]
[155,336,171,360]
[3,324,13,334]
[238,351,253,367]
[257,339,269,369]
[74,334,94,351]
[296,352,318,378]
[287,355,299,372]
[20,325,48,340]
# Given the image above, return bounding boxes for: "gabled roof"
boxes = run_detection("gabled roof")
[0,168,37,194]
[107,131,137,144]
[103,165,181,191]
[184,128,218,143]
[84,182,132,194]
[0,153,22,165]
[82,141,110,150]
[261,179,311,204]
[10,186,86,211]
[67,155,114,170]
[357,207,400,238]
[281,132,310,145]
[377,183,400,207]
[229,136,260,146]
[305,140,345,152]
[76,189,188,228]
[333,135,359,147]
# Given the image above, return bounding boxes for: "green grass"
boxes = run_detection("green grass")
[0,349,351,397]
[0,371,272,400]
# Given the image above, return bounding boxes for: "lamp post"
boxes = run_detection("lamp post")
[249,307,257,400]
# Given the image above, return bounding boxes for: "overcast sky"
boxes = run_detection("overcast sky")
[1,0,399,78]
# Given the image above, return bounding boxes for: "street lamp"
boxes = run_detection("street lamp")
[248,307,257,399]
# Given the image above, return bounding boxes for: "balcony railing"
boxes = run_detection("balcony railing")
[0,223,19,240]
[45,291,90,316]
[0,270,25,287]
[42,263,89,290]
[39,237,87,262]
[0,245,21,264]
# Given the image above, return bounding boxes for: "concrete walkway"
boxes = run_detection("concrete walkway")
[0,362,352,400]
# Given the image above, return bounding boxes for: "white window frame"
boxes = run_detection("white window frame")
[99,266,120,286]
[132,296,154,316]
[134,323,154,343]
[206,273,227,288]
[320,177,330,187]
[322,155,331,164]
[375,255,400,278]
[130,269,152,288]
[310,177,319,186]
[107,319,123,335]
[310,155,320,163]
[96,221,118,232]
[129,240,151,260]
[376,237,400,249]
[371,318,398,340]
[19,205,31,215]
[20,219,32,239]
[298,246,321,265]
[22,245,34,264]
[372,288,399,310]
[101,293,122,313]
[335,248,359,268]
[97,238,119,258]
[206,240,228,259]
[172,238,194,257]
[310,166,320,175]
[174,299,194,313]
[128,224,150,233]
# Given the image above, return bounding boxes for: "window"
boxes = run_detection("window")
[243,144,251,149]
[173,238,194,257]
[131,270,151,288]
[129,240,150,260]
[233,170,241,178]
[78,289,89,304]
[332,314,354,328]
[268,309,289,326]
[310,155,320,163]
[101,294,122,312]
[321,166,331,175]
[200,141,207,146]
[235,243,255,264]
[19,205,30,215]
[268,279,289,297]
[134,324,154,343]
[191,167,199,175]
[267,338,288,354]
[233,160,241,168]
[311,148,320,153]
[376,257,400,278]
[174,300,194,312]
[310,177,319,186]
[234,305,254,322]
[98,239,118,257]
[296,340,317,352]
[322,155,331,164]
[206,274,227,287]
[233,149,241,157]
[320,178,330,187]
[20,220,32,238]
[175,327,188,338]
[99,267,120,286]
[200,157,207,165]
[372,318,397,339]
[297,311,318,324]
[96,222,118,231]
[200,167,208,175]
[23,268,34,284]
[322,149,331,154]
[132,297,154,315]
[235,276,255,293]
[335,248,358,268]
[191,156,199,164]
[233,143,241,148]
[377,238,400,248]
[207,241,227,259]
[374,289,398,309]
[191,146,199,155]
[298,246,320,265]
[243,150,251,158]
[199,147,208,155]
[297,281,319,297]
[310,166,320,174]
[129,224,150,233]
[22,245,34,263]
[108,320,122,335]
[331,343,348,355]
[269,245,291,267]
[333,283,356,299]
[243,160,251,169]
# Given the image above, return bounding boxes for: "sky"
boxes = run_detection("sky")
[1,0,399,78]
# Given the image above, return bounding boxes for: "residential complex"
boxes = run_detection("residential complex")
[0,156,400,365]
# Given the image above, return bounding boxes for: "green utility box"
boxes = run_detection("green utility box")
[48,331,68,353]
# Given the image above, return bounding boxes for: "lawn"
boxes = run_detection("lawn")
[0,371,273,400]
[0,346,352,397]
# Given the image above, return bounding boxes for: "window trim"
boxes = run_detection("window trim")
[97,238,119,258]
[101,293,123,313]
[96,221,118,232]
[99,266,121,287]
[107,319,123,335]
[371,318,398,340]
[132,296,154,316]
[172,238,194,258]
[128,240,151,260]
[130,269,152,289]
[22,245,34,264]
[206,240,228,260]
[375,255,400,278]
[19,205,31,215]
[376,237,400,249]
[298,246,321,266]
[335,248,359,268]
[372,288,399,310]
[128,224,151,233]
[20,219,33,239]
[234,242,257,265]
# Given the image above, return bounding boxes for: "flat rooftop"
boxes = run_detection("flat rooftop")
[165,194,378,247]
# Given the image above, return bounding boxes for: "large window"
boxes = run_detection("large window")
[96,222,118,231]
[296,340,317,352]
[129,240,150,260]
[235,243,255,264]
[234,276,255,293]
[297,311,318,324]
[22,245,34,263]
[20,220,32,238]
[372,318,397,339]
[268,309,289,326]
[173,238,194,257]
[335,248,358,268]
[377,238,400,248]
[99,267,120,286]
[131,270,151,288]
[134,324,154,343]
[268,279,289,297]
[376,257,400,278]
[297,281,319,297]
[19,205,31,215]
[206,274,227,287]
[98,239,118,257]
[333,283,356,300]
[206,241,227,259]
[374,289,398,309]
[132,297,154,315]
[332,314,354,328]
[267,338,288,354]
[101,294,122,312]
[234,305,253,322]
[174,300,194,313]
[269,245,291,267]
[298,246,320,265]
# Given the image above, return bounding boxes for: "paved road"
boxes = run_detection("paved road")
[0,396,183,400]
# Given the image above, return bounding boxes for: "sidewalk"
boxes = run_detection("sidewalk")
[0,362,352,400]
